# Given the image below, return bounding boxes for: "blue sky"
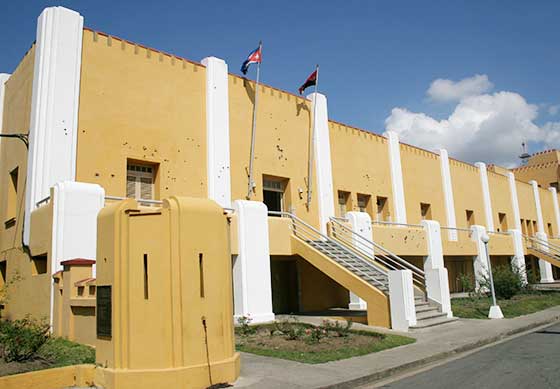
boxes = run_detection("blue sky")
[2,1,559,165]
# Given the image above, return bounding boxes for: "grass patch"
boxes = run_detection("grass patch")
[235,321,414,364]
[452,291,560,319]
[36,337,95,367]
[0,319,95,376]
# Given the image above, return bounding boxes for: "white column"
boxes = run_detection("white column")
[0,73,10,159]
[0,73,10,130]
[383,131,407,224]
[421,220,452,317]
[49,181,105,328]
[536,231,554,283]
[548,187,560,238]
[529,180,553,282]
[475,162,495,232]
[509,229,527,285]
[507,172,522,231]
[346,211,372,310]
[201,56,231,208]
[471,225,489,289]
[307,93,335,234]
[24,7,84,245]
[232,200,275,323]
[388,270,416,332]
[529,180,545,234]
[438,149,457,240]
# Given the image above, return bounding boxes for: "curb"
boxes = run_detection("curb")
[319,315,560,389]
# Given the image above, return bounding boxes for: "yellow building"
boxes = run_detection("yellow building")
[2,7,560,371]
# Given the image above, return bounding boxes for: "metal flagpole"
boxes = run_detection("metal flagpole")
[246,42,262,199]
[306,65,319,208]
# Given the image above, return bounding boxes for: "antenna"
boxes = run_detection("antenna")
[519,141,530,166]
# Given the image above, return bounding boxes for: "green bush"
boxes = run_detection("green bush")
[37,337,95,367]
[480,264,524,300]
[0,318,50,362]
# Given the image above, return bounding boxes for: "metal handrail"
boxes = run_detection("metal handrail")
[268,211,389,290]
[488,230,511,236]
[526,234,560,254]
[371,220,423,229]
[440,225,473,233]
[329,217,425,289]
[36,196,50,207]
[105,195,163,205]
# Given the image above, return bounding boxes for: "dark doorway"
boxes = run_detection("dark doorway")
[271,260,299,314]
[263,190,283,213]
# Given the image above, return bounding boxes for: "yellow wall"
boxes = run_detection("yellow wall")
[449,159,485,229]
[400,144,446,225]
[329,122,393,219]
[0,45,52,321]
[76,30,207,199]
[487,170,514,232]
[228,74,322,226]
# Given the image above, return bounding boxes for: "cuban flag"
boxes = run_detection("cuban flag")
[241,43,262,75]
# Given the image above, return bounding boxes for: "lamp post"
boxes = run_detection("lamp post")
[481,233,504,319]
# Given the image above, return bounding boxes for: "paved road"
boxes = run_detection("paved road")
[377,322,560,389]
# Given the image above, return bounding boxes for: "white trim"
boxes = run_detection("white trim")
[475,162,494,232]
[0,74,10,159]
[470,225,489,290]
[438,149,457,240]
[232,200,275,323]
[383,131,407,224]
[346,211,372,310]
[307,93,335,234]
[388,270,416,331]
[548,187,560,237]
[507,172,522,231]
[24,7,84,245]
[50,181,105,329]
[509,229,527,284]
[529,180,545,234]
[201,56,231,208]
[535,231,554,283]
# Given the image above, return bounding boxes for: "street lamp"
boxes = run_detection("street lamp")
[481,233,504,319]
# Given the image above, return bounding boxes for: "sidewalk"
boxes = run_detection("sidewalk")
[232,306,560,388]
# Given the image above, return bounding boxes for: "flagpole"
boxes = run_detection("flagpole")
[306,65,319,208]
[246,41,262,199]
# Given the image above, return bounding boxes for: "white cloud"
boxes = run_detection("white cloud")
[548,104,560,116]
[427,74,493,103]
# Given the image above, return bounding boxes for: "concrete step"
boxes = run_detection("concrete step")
[415,304,439,314]
[416,310,447,321]
[414,301,430,308]
[410,316,458,330]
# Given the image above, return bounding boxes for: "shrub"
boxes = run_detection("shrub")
[274,317,305,340]
[0,317,50,362]
[321,319,353,337]
[236,315,256,336]
[480,264,524,300]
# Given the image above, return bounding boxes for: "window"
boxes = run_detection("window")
[6,167,18,226]
[532,220,538,235]
[357,193,372,215]
[420,203,432,220]
[0,261,6,288]
[466,210,475,227]
[263,176,289,214]
[498,213,508,232]
[548,223,554,237]
[337,191,350,217]
[520,219,527,235]
[31,255,47,275]
[376,196,389,222]
[126,162,156,200]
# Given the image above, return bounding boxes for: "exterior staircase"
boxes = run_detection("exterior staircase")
[306,239,389,293]
[271,211,456,330]
[411,295,457,330]
[525,236,560,268]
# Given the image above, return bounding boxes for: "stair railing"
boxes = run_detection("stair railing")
[329,217,426,290]
[268,211,389,291]
[525,235,560,257]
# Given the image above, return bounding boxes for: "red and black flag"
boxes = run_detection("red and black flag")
[298,68,318,94]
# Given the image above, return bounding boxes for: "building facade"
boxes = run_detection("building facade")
[1,7,560,339]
